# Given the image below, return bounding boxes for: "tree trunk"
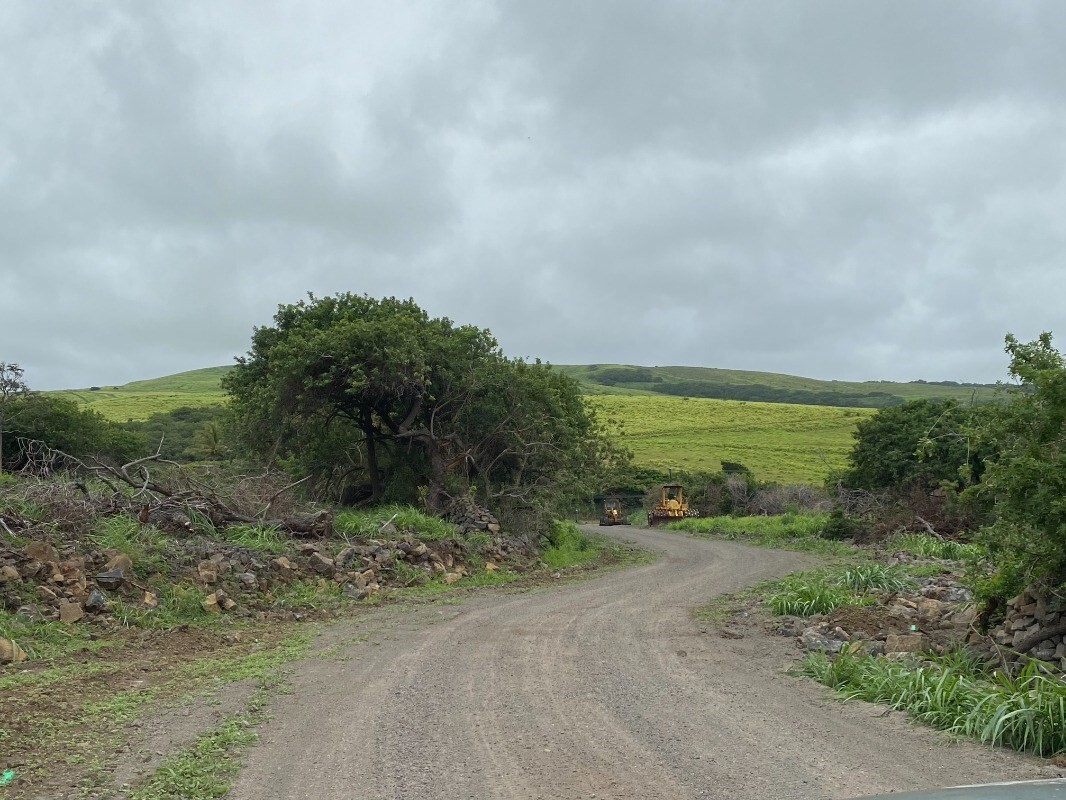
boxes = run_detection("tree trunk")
[423,440,447,514]
[362,413,383,503]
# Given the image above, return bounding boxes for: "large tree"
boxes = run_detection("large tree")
[969,333,1066,597]
[224,293,619,513]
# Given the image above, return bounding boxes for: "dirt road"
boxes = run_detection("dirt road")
[231,526,1045,800]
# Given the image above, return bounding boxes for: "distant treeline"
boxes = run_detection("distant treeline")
[590,369,904,407]
[642,381,905,408]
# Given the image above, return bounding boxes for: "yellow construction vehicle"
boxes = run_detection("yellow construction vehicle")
[599,496,627,526]
[647,483,699,526]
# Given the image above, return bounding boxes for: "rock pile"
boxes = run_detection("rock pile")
[988,588,1066,670]
[784,573,978,658]
[1,512,535,661]
[445,496,503,536]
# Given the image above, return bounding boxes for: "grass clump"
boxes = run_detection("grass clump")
[0,610,108,662]
[833,564,915,592]
[541,520,597,569]
[800,650,1066,756]
[892,532,982,561]
[766,574,871,616]
[335,504,458,540]
[90,516,167,575]
[111,583,216,630]
[223,523,285,553]
[269,578,343,610]
[763,564,911,617]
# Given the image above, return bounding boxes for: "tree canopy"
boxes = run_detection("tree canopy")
[224,293,623,516]
[840,398,983,491]
[969,333,1066,596]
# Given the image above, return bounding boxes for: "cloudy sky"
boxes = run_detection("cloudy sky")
[2,2,1065,390]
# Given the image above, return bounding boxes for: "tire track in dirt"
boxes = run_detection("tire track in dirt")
[231,526,1047,800]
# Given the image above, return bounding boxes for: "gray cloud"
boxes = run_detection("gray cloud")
[2,1,1064,389]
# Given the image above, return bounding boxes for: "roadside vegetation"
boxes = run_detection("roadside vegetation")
[685,333,1066,759]
[800,650,1066,756]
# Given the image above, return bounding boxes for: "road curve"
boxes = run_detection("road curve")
[231,526,1044,800]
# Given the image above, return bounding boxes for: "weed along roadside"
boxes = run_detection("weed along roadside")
[678,513,1066,763]
[0,480,645,800]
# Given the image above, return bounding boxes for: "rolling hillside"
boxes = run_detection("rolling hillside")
[51,362,991,483]
[589,395,872,483]
[51,366,234,422]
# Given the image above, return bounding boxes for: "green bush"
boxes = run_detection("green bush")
[541,520,596,569]
[821,508,860,540]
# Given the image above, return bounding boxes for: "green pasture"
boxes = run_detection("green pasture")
[51,367,231,422]
[590,395,873,483]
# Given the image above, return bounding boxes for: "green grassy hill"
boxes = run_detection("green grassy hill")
[52,366,233,422]
[53,362,990,483]
[590,395,872,483]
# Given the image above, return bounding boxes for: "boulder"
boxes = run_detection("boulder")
[0,638,27,664]
[105,553,134,576]
[215,590,238,612]
[95,567,125,591]
[197,560,219,584]
[15,605,42,623]
[24,541,59,564]
[308,552,336,576]
[237,572,258,590]
[58,602,84,624]
[84,589,109,614]
[272,556,295,572]
[800,627,844,653]
[884,633,926,653]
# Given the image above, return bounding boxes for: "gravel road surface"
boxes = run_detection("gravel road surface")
[231,526,1047,800]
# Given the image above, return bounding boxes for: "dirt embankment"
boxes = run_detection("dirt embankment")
[230,527,1051,800]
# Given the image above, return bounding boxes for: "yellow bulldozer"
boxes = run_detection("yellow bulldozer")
[598,496,627,526]
[647,483,700,526]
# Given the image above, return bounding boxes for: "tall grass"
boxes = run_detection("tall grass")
[335,505,459,540]
[766,572,873,616]
[800,650,1066,756]
[541,520,597,569]
[90,516,166,575]
[763,565,910,617]
[223,523,285,553]
[834,564,914,592]
[892,532,982,561]
[667,512,855,557]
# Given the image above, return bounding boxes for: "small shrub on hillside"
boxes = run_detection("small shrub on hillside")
[541,520,596,569]
[820,508,862,541]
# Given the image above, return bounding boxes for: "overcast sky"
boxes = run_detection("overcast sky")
[3,2,1065,390]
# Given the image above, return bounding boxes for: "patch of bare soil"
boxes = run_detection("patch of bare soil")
[0,625,288,799]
